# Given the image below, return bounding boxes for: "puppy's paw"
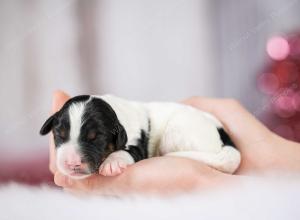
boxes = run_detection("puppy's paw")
[99,150,134,176]
[99,158,127,176]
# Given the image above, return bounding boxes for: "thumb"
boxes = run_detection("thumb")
[54,172,73,187]
[52,90,70,113]
[54,172,99,191]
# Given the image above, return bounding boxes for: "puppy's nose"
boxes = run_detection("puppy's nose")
[66,151,82,167]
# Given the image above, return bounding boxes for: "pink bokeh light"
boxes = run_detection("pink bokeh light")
[273,93,296,118]
[276,61,299,84]
[267,36,290,61]
[292,91,300,111]
[257,73,279,94]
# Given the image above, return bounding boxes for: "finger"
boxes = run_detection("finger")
[53,172,90,189]
[182,97,222,114]
[54,172,98,191]
[52,90,70,113]
[56,173,125,196]
[49,133,56,174]
[49,90,70,174]
[54,172,71,187]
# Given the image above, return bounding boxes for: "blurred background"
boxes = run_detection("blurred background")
[0,0,300,184]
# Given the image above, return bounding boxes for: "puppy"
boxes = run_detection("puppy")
[40,95,241,179]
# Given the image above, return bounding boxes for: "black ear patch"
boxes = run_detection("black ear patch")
[115,123,128,149]
[40,112,58,135]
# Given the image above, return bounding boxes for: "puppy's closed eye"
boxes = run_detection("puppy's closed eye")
[55,128,67,139]
[87,130,97,140]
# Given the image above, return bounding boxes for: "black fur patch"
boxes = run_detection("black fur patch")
[217,128,236,148]
[52,110,71,147]
[125,129,149,162]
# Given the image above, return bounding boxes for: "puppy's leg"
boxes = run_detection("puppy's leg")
[165,146,241,174]
[99,150,134,176]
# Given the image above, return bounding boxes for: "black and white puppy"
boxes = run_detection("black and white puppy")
[40,95,241,179]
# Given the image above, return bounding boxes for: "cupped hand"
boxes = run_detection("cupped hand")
[54,156,229,196]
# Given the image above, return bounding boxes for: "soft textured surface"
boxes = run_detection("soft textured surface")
[1,176,300,220]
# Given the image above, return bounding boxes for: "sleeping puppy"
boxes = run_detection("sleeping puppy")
[40,95,241,179]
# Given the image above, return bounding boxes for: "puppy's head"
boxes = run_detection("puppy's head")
[40,95,127,179]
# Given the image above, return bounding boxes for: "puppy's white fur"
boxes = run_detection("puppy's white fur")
[99,95,241,174]
[69,102,86,143]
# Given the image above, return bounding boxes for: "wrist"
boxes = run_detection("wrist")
[238,133,300,174]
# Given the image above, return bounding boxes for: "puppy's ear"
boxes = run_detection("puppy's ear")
[115,123,128,149]
[40,112,58,135]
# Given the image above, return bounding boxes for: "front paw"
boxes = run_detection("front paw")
[99,158,128,176]
[99,150,134,176]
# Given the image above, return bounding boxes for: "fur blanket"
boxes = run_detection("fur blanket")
[1,176,300,220]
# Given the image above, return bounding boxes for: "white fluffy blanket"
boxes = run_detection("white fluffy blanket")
[1,176,300,220]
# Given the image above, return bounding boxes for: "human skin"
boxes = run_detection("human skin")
[49,91,300,196]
